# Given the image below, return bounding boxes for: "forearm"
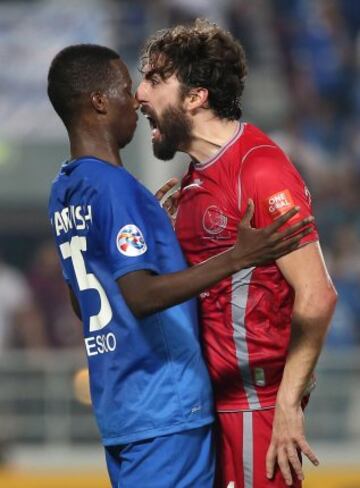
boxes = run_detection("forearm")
[277,294,336,406]
[118,249,238,318]
[119,206,313,318]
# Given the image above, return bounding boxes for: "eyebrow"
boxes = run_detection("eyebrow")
[144,68,161,80]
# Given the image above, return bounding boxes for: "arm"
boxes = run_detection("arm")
[118,203,313,318]
[266,241,337,486]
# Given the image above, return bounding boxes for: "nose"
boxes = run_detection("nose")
[133,96,140,110]
[135,80,146,104]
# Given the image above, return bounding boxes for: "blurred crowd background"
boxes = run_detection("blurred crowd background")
[0,0,359,486]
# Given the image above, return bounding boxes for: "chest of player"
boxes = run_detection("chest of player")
[176,171,240,264]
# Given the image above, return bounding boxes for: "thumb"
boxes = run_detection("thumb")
[241,199,255,227]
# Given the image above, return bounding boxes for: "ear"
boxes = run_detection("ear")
[183,87,209,112]
[90,91,107,114]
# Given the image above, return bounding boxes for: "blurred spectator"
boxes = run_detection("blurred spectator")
[272,0,359,155]
[0,257,46,352]
[163,0,231,27]
[27,241,83,349]
[323,225,360,348]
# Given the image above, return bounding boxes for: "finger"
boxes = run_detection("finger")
[277,216,314,240]
[241,199,255,227]
[275,226,313,252]
[169,190,181,210]
[164,190,181,215]
[266,444,276,479]
[277,448,293,486]
[297,439,319,466]
[265,206,300,234]
[273,244,301,261]
[271,225,314,261]
[255,227,313,265]
[154,177,179,201]
[286,445,304,481]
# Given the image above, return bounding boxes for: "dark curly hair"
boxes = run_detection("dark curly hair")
[48,44,120,127]
[140,19,247,120]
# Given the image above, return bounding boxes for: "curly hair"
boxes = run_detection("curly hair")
[140,19,247,120]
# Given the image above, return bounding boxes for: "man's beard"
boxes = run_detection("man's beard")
[153,105,193,161]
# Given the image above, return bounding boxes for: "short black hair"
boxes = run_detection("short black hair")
[47,44,120,127]
[141,19,247,120]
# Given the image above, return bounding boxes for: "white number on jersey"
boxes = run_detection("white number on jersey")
[60,236,113,332]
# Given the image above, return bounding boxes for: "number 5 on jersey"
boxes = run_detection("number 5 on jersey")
[60,236,113,332]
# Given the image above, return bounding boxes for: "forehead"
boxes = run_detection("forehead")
[110,59,132,86]
[142,63,181,88]
[142,51,174,78]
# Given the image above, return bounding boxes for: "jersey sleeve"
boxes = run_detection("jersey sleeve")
[240,146,318,244]
[93,174,161,280]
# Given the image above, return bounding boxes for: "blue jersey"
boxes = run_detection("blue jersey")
[48,157,213,446]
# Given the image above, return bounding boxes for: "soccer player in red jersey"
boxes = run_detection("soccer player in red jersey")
[137,20,338,488]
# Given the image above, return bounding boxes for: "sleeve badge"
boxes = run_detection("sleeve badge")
[116,224,147,256]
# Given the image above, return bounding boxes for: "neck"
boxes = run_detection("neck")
[68,125,122,166]
[185,115,239,164]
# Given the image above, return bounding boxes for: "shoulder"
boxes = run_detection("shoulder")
[239,126,296,181]
[81,161,148,204]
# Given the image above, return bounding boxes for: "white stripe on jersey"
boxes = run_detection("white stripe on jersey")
[243,411,254,488]
[231,268,261,409]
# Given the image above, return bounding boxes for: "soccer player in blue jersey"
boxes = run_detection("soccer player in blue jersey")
[47,45,314,488]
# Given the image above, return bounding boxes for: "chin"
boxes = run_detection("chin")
[153,141,177,161]
[119,132,136,149]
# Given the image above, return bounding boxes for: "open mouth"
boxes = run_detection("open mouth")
[142,109,161,140]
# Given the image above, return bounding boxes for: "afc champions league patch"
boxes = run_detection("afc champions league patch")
[263,189,296,221]
[202,205,228,235]
[116,224,147,256]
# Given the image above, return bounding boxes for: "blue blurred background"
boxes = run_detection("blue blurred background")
[0,1,359,486]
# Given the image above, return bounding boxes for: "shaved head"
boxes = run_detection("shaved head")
[48,44,124,127]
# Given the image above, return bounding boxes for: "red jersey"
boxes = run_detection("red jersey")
[175,123,318,411]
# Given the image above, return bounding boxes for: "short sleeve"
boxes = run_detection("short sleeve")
[93,173,160,280]
[241,146,318,244]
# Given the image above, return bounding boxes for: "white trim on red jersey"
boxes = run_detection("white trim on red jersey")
[195,122,245,171]
[231,268,261,409]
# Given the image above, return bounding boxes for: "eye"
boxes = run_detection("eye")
[149,75,160,87]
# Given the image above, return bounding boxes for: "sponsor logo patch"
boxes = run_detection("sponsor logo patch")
[264,189,296,221]
[202,205,228,235]
[116,224,147,256]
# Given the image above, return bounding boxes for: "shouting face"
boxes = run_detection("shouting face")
[136,69,193,160]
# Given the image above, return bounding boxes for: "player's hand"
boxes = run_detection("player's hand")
[266,403,319,486]
[155,177,180,227]
[232,199,314,269]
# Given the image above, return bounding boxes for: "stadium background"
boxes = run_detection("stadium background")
[0,0,359,486]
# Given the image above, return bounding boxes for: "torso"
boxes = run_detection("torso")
[176,123,318,410]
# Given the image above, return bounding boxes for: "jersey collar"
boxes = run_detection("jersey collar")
[193,122,245,171]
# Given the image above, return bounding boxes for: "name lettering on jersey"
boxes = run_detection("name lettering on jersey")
[52,205,93,236]
[84,332,117,357]
[202,205,228,235]
[264,189,296,221]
